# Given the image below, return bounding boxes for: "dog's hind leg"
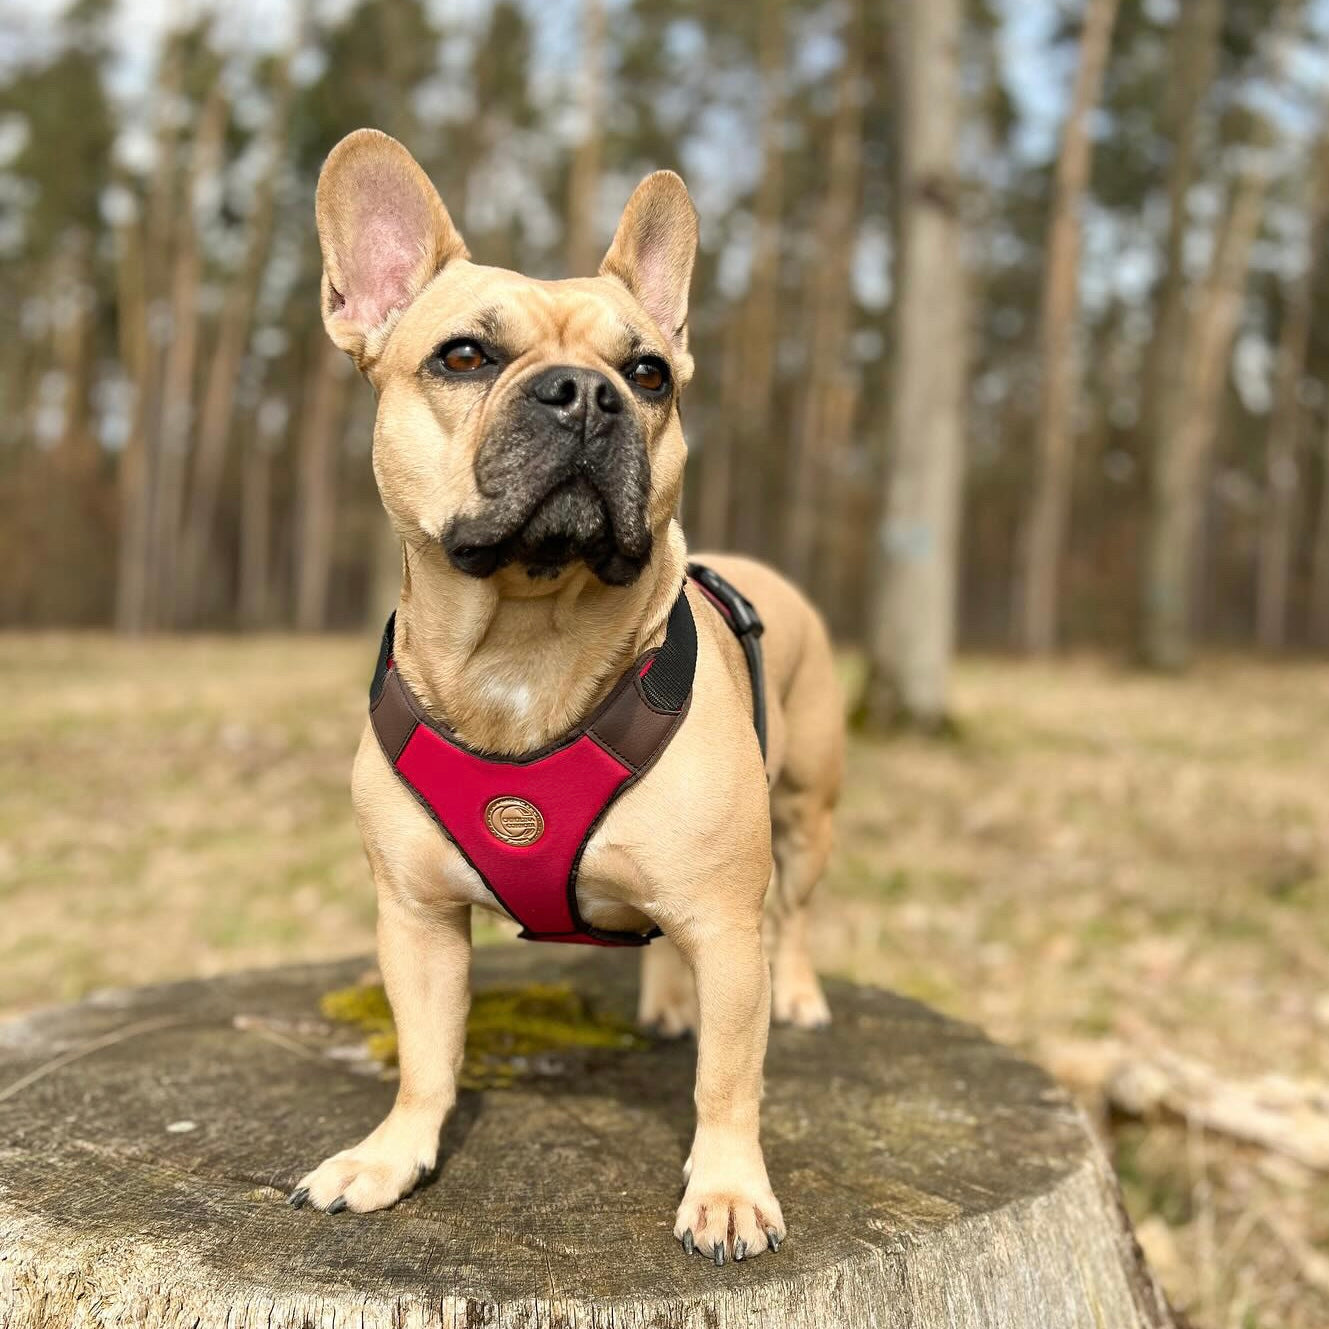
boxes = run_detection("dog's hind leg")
[768,785,836,1028]
[765,615,843,1029]
[638,936,698,1036]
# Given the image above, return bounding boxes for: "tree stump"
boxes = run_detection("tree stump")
[0,947,1174,1329]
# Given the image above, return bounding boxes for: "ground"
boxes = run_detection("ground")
[1,633,1326,1328]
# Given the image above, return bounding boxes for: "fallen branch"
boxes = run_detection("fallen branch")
[1262,1211,1329,1296]
[1042,1039,1329,1172]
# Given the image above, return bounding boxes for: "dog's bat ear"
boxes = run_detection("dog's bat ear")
[315,129,468,368]
[600,171,698,369]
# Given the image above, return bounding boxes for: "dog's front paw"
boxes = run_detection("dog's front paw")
[288,1109,439,1214]
[674,1182,785,1265]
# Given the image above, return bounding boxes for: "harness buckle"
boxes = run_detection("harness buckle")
[690,565,764,638]
[725,593,764,638]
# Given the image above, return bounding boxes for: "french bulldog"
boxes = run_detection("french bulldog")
[290,128,845,1264]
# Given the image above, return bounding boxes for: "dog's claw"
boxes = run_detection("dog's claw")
[287,1187,309,1209]
[734,1238,746,1261]
[415,1163,431,1186]
[766,1227,781,1252]
[714,1244,725,1267]
[327,1195,348,1214]
[681,1229,694,1256]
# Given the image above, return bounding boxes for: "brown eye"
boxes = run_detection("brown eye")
[439,340,490,373]
[627,357,669,393]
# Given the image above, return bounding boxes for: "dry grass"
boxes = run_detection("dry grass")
[828,655,1329,1329]
[1,633,1326,1327]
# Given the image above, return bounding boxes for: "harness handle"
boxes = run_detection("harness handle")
[687,563,768,761]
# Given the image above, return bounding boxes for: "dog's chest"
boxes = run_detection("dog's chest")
[368,592,697,946]
[436,830,653,934]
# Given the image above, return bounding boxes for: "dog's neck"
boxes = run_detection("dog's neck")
[389,520,688,755]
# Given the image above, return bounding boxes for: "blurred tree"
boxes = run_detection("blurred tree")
[1312,417,1329,646]
[566,0,606,277]
[1138,0,1296,669]
[293,0,449,627]
[175,40,297,627]
[861,0,968,729]
[238,396,282,628]
[2,0,1329,670]
[294,331,351,630]
[0,0,114,625]
[787,0,864,595]
[700,0,789,554]
[154,78,227,623]
[113,32,189,633]
[1256,116,1329,650]
[1017,0,1120,655]
[1310,256,1329,644]
[1141,99,1283,666]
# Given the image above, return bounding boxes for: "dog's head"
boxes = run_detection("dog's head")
[314,129,698,588]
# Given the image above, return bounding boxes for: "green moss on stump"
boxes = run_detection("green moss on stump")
[320,981,649,1089]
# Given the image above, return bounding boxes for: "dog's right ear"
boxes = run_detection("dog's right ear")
[315,129,468,369]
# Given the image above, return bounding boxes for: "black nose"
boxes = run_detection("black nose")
[528,365,623,418]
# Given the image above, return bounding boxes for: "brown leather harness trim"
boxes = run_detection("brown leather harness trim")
[370,639,688,775]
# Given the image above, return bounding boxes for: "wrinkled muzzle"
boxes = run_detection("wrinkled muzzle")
[442,365,654,587]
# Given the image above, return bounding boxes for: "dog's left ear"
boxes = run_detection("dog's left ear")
[600,171,698,374]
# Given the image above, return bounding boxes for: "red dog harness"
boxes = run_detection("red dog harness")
[369,565,764,947]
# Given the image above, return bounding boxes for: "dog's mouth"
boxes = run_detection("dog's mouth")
[444,475,652,587]
[440,384,656,587]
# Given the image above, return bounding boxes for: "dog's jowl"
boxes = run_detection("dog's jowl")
[290,128,845,1264]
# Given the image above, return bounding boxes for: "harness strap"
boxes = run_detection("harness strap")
[368,588,695,946]
[687,562,767,760]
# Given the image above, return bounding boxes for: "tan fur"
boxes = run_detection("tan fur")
[293,130,845,1263]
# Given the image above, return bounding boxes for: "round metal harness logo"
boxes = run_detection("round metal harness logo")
[484,796,545,846]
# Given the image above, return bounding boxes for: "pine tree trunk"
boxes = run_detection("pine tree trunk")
[1256,285,1312,653]
[358,0,425,631]
[731,0,787,559]
[238,432,274,630]
[1138,0,1223,475]
[174,58,294,626]
[136,45,192,630]
[696,344,739,549]
[51,229,97,471]
[114,41,186,635]
[35,230,101,623]
[1017,0,1119,655]
[787,5,863,595]
[817,372,862,630]
[1309,408,1329,647]
[1255,126,1329,651]
[153,86,227,623]
[565,0,605,278]
[1132,0,1222,664]
[111,194,152,635]
[293,336,351,632]
[861,0,968,729]
[1137,2,1296,669]
[1140,144,1273,670]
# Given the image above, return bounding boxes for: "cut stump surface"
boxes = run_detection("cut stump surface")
[0,947,1173,1328]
